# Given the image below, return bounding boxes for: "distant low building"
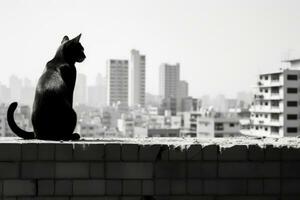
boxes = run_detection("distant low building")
[197,115,241,138]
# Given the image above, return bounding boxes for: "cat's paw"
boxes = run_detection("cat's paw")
[71,133,80,141]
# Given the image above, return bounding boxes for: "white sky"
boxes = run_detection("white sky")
[1,0,300,98]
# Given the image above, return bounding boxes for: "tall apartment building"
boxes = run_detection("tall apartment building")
[178,80,189,99]
[159,63,180,98]
[129,49,146,107]
[241,59,300,137]
[107,59,128,108]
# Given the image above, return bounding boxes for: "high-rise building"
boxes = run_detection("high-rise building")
[107,59,128,108]
[74,73,87,105]
[159,63,180,99]
[129,49,146,107]
[178,80,189,99]
[241,59,300,137]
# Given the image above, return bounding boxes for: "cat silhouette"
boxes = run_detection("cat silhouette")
[7,34,86,140]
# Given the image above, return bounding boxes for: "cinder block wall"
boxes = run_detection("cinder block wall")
[0,139,299,199]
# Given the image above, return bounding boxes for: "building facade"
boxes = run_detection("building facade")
[159,63,180,99]
[107,59,129,108]
[129,49,146,108]
[241,59,300,137]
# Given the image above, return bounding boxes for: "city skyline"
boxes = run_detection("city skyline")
[2,0,300,97]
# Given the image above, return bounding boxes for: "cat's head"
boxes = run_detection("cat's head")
[60,34,86,63]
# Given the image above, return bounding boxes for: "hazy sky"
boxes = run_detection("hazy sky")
[1,0,300,97]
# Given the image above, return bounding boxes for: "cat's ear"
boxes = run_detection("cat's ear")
[61,36,69,44]
[74,34,82,43]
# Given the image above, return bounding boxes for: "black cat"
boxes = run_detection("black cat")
[7,34,86,140]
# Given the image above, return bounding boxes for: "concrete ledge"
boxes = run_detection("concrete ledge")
[0,137,299,198]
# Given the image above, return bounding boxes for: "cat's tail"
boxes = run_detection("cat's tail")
[7,102,35,139]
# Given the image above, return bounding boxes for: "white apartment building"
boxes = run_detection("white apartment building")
[107,59,128,108]
[129,49,146,107]
[197,115,240,138]
[241,59,300,137]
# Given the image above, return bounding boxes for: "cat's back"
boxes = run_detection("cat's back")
[36,67,64,94]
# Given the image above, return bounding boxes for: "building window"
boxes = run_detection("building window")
[215,133,223,138]
[287,114,298,120]
[287,101,298,107]
[265,127,268,131]
[255,126,259,130]
[271,127,279,133]
[265,76,269,80]
[229,123,235,127]
[265,114,268,118]
[287,127,298,133]
[265,89,268,93]
[265,102,268,106]
[215,123,224,131]
[271,87,279,94]
[271,74,280,81]
[271,101,280,107]
[271,113,280,121]
[287,88,298,93]
[256,114,259,118]
[287,74,298,80]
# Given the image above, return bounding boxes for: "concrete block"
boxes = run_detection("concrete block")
[90,162,104,178]
[265,145,280,161]
[55,180,72,195]
[105,144,121,161]
[219,145,248,161]
[0,144,21,161]
[155,179,170,195]
[3,180,35,196]
[122,144,139,161]
[139,145,160,161]
[21,162,55,178]
[187,145,202,160]
[38,180,54,196]
[169,146,186,161]
[282,180,300,194]
[247,180,263,194]
[219,162,280,178]
[55,144,73,160]
[188,162,217,178]
[56,162,89,178]
[282,147,300,161]
[187,180,202,195]
[264,179,280,194]
[38,144,55,160]
[0,162,19,178]
[170,179,186,195]
[155,162,186,178]
[217,180,247,195]
[106,162,153,179]
[142,180,154,195]
[73,144,104,161]
[202,145,218,161]
[73,180,105,195]
[106,180,122,195]
[282,162,300,177]
[248,145,264,161]
[203,180,217,194]
[22,144,38,160]
[123,180,141,195]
